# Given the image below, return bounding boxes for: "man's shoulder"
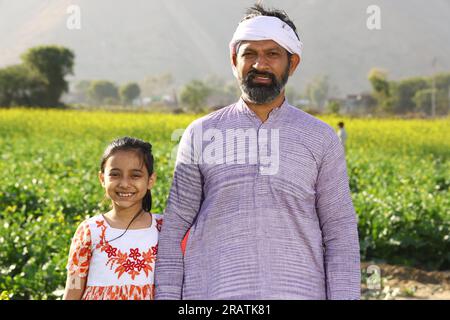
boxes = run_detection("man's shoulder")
[285,104,337,141]
[185,103,239,131]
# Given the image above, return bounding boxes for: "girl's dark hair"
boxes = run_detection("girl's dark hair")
[100,136,154,212]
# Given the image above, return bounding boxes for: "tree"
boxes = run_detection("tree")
[368,68,390,96]
[202,75,239,107]
[0,65,46,107]
[140,73,174,98]
[391,77,429,114]
[434,73,450,92]
[433,73,450,115]
[285,85,300,105]
[21,45,75,106]
[368,68,393,113]
[326,100,341,114]
[414,88,448,116]
[120,83,141,105]
[180,80,212,112]
[88,81,119,105]
[305,75,330,110]
[72,80,91,104]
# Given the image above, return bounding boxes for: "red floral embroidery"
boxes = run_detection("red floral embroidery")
[67,221,92,277]
[122,259,135,272]
[105,245,117,258]
[95,219,156,280]
[129,248,141,260]
[96,220,105,228]
[134,259,146,272]
[155,218,162,232]
[82,284,154,300]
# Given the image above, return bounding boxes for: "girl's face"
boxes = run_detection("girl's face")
[99,150,156,210]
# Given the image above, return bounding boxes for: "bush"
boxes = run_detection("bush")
[88,80,119,105]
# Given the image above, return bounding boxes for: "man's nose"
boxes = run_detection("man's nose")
[252,55,269,71]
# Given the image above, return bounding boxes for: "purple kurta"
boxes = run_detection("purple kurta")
[155,99,360,299]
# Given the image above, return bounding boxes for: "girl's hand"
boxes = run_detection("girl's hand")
[62,274,87,300]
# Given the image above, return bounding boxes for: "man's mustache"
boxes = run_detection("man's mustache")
[245,69,277,83]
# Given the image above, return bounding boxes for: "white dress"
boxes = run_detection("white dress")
[66,213,162,300]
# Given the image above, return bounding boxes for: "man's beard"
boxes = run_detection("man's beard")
[239,62,290,105]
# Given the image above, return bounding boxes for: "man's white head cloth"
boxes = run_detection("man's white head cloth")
[229,16,303,76]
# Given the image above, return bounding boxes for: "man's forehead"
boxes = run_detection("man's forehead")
[238,39,284,52]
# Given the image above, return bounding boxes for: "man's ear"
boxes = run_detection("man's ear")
[98,171,105,187]
[231,52,239,79]
[231,52,238,68]
[288,54,301,76]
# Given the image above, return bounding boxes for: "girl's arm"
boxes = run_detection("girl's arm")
[64,220,92,300]
[63,274,87,300]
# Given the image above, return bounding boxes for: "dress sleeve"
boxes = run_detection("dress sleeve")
[66,221,92,278]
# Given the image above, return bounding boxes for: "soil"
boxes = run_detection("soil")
[361,262,450,300]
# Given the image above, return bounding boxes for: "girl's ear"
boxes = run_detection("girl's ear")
[147,172,157,190]
[98,171,105,187]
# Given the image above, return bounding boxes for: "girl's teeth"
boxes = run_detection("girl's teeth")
[118,193,134,197]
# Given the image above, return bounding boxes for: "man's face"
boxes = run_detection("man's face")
[233,39,299,105]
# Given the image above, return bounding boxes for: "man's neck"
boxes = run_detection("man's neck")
[243,93,286,123]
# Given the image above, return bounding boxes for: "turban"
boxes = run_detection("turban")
[229,16,303,58]
[229,16,303,77]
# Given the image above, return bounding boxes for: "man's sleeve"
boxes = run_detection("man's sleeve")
[154,123,203,300]
[315,129,361,300]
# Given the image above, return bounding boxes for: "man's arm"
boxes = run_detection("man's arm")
[315,130,361,300]
[154,124,203,299]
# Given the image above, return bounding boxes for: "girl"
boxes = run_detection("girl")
[63,137,162,300]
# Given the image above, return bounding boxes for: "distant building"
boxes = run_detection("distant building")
[343,93,376,114]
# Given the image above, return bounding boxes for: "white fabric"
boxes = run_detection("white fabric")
[338,128,348,146]
[229,16,303,58]
[85,214,162,286]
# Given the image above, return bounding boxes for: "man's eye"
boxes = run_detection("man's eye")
[109,173,119,177]
[132,175,142,178]
[268,52,279,57]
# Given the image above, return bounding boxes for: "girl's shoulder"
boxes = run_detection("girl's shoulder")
[85,213,105,224]
[70,215,103,243]
[75,214,106,231]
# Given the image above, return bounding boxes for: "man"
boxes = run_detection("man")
[155,4,360,300]
[337,121,348,149]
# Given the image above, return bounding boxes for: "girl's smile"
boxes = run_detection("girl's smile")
[116,192,136,198]
[99,150,155,211]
